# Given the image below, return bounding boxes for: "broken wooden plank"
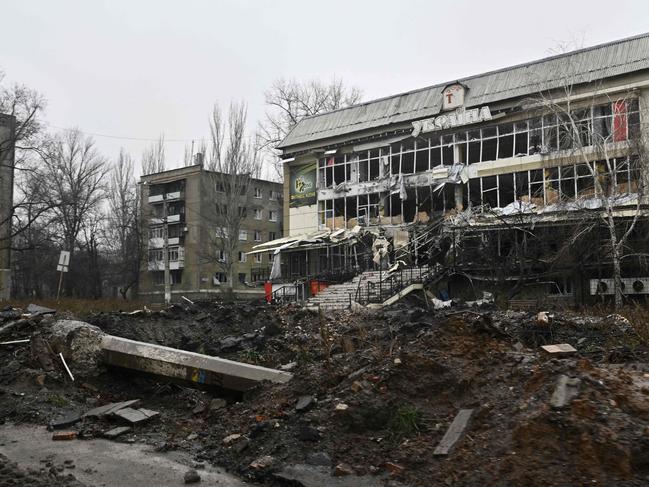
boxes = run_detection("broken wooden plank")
[83,399,141,418]
[113,407,159,424]
[541,343,577,354]
[433,408,475,456]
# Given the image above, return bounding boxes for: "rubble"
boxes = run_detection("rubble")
[2,298,649,485]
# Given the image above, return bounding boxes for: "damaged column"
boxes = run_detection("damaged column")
[48,320,292,392]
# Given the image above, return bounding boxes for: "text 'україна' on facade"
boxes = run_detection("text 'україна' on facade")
[266,33,649,307]
[138,163,283,301]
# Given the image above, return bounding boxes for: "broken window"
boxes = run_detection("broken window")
[442,135,454,165]
[415,139,429,172]
[467,130,481,164]
[560,165,576,200]
[576,163,595,198]
[482,176,498,208]
[499,173,515,206]
[514,122,528,156]
[497,124,514,159]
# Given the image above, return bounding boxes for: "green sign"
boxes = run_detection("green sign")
[289,162,317,207]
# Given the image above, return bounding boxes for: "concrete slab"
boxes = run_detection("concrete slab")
[101,335,292,392]
[114,407,159,424]
[84,399,141,418]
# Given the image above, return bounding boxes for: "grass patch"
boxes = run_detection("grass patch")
[388,404,422,437]
[47,394,69,407]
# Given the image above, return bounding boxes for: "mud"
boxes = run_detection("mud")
[2,299,649,486]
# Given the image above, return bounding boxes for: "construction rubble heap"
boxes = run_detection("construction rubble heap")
[2,299,649,486]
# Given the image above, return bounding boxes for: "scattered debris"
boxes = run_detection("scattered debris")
[48,412,81,430]
[296,395,314,411]
[52,431,77,441]
[334,463,354,476]
[550,375,581,409]
[83,399,141,418]
[541,343,577,354]
[183,469,201,484]
[59,352,75,381]
[249,455,274,469]
[0,339,30,345]
[113,407,159,424]
[103,426,131,439]
[222,433,241,445]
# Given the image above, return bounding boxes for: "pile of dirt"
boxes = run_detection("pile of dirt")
[2,300,649,486]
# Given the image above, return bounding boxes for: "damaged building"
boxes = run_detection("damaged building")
[139,164,283,301]
[269,33,649,307]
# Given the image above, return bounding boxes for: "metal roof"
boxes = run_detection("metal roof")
[278,32,649,151]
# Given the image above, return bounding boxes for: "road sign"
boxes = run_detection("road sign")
[57,250,70,273]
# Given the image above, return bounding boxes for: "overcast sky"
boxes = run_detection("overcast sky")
[2,0,649,177]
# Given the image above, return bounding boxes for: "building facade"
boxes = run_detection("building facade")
[0,113,15,301]
[276,33,649,305]
[139,164,282,301]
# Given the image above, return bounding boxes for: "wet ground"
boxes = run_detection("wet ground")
[0,424,246,486]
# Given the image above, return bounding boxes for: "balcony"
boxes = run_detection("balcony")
[148,194,164,203]
[150,214,181,225]
[148,259,184,271]
[148,237,180,248]
[148,191,184,204]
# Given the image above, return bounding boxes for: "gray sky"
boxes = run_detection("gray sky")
[2,0,649,177]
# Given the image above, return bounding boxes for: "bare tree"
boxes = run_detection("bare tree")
[105,149,141,298]
[141,134,166,175]
[526,44,648,309]
[36,129,109,295]
[258,77,362,177]
[203,102,261,289]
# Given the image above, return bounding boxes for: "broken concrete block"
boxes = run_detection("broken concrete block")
[433,409,475,456]
[222,433,242,445]
[550,375,581,409]
[113,407,159,424]
[536,311,551,326]
[541,343,577,354]
[296,395,314,412]
[48,320,105,373]
[48,412,81,430]
[184,469,201,484]
[103,426,131,439]
[334,463,354,476]
[250,455,274,469]
[209,398,227,411]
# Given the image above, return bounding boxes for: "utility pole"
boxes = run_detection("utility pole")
[163,197,171,304]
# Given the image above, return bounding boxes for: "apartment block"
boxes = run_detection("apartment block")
[139,164,282,301]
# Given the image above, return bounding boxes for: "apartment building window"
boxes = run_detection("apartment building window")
[239,229,247,241]
[254,208,262,220]
[238,273,247,284]
[239,207,247,218]
[254,253,262,263]
[269,190,277,200]
[238,251,247,263]
[254,230,261,242]
[253,187,262,198]
[149,249,163,262]
[168,246,179,261]
[216,227,228,238]
[269,231,276,241]
[269,210,277,222]
[149,227,163,239]
[217,249,227,262]
[214,272,227,284]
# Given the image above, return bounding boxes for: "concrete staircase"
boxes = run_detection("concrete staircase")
[305,271,384,310]
[306,266,434,310]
